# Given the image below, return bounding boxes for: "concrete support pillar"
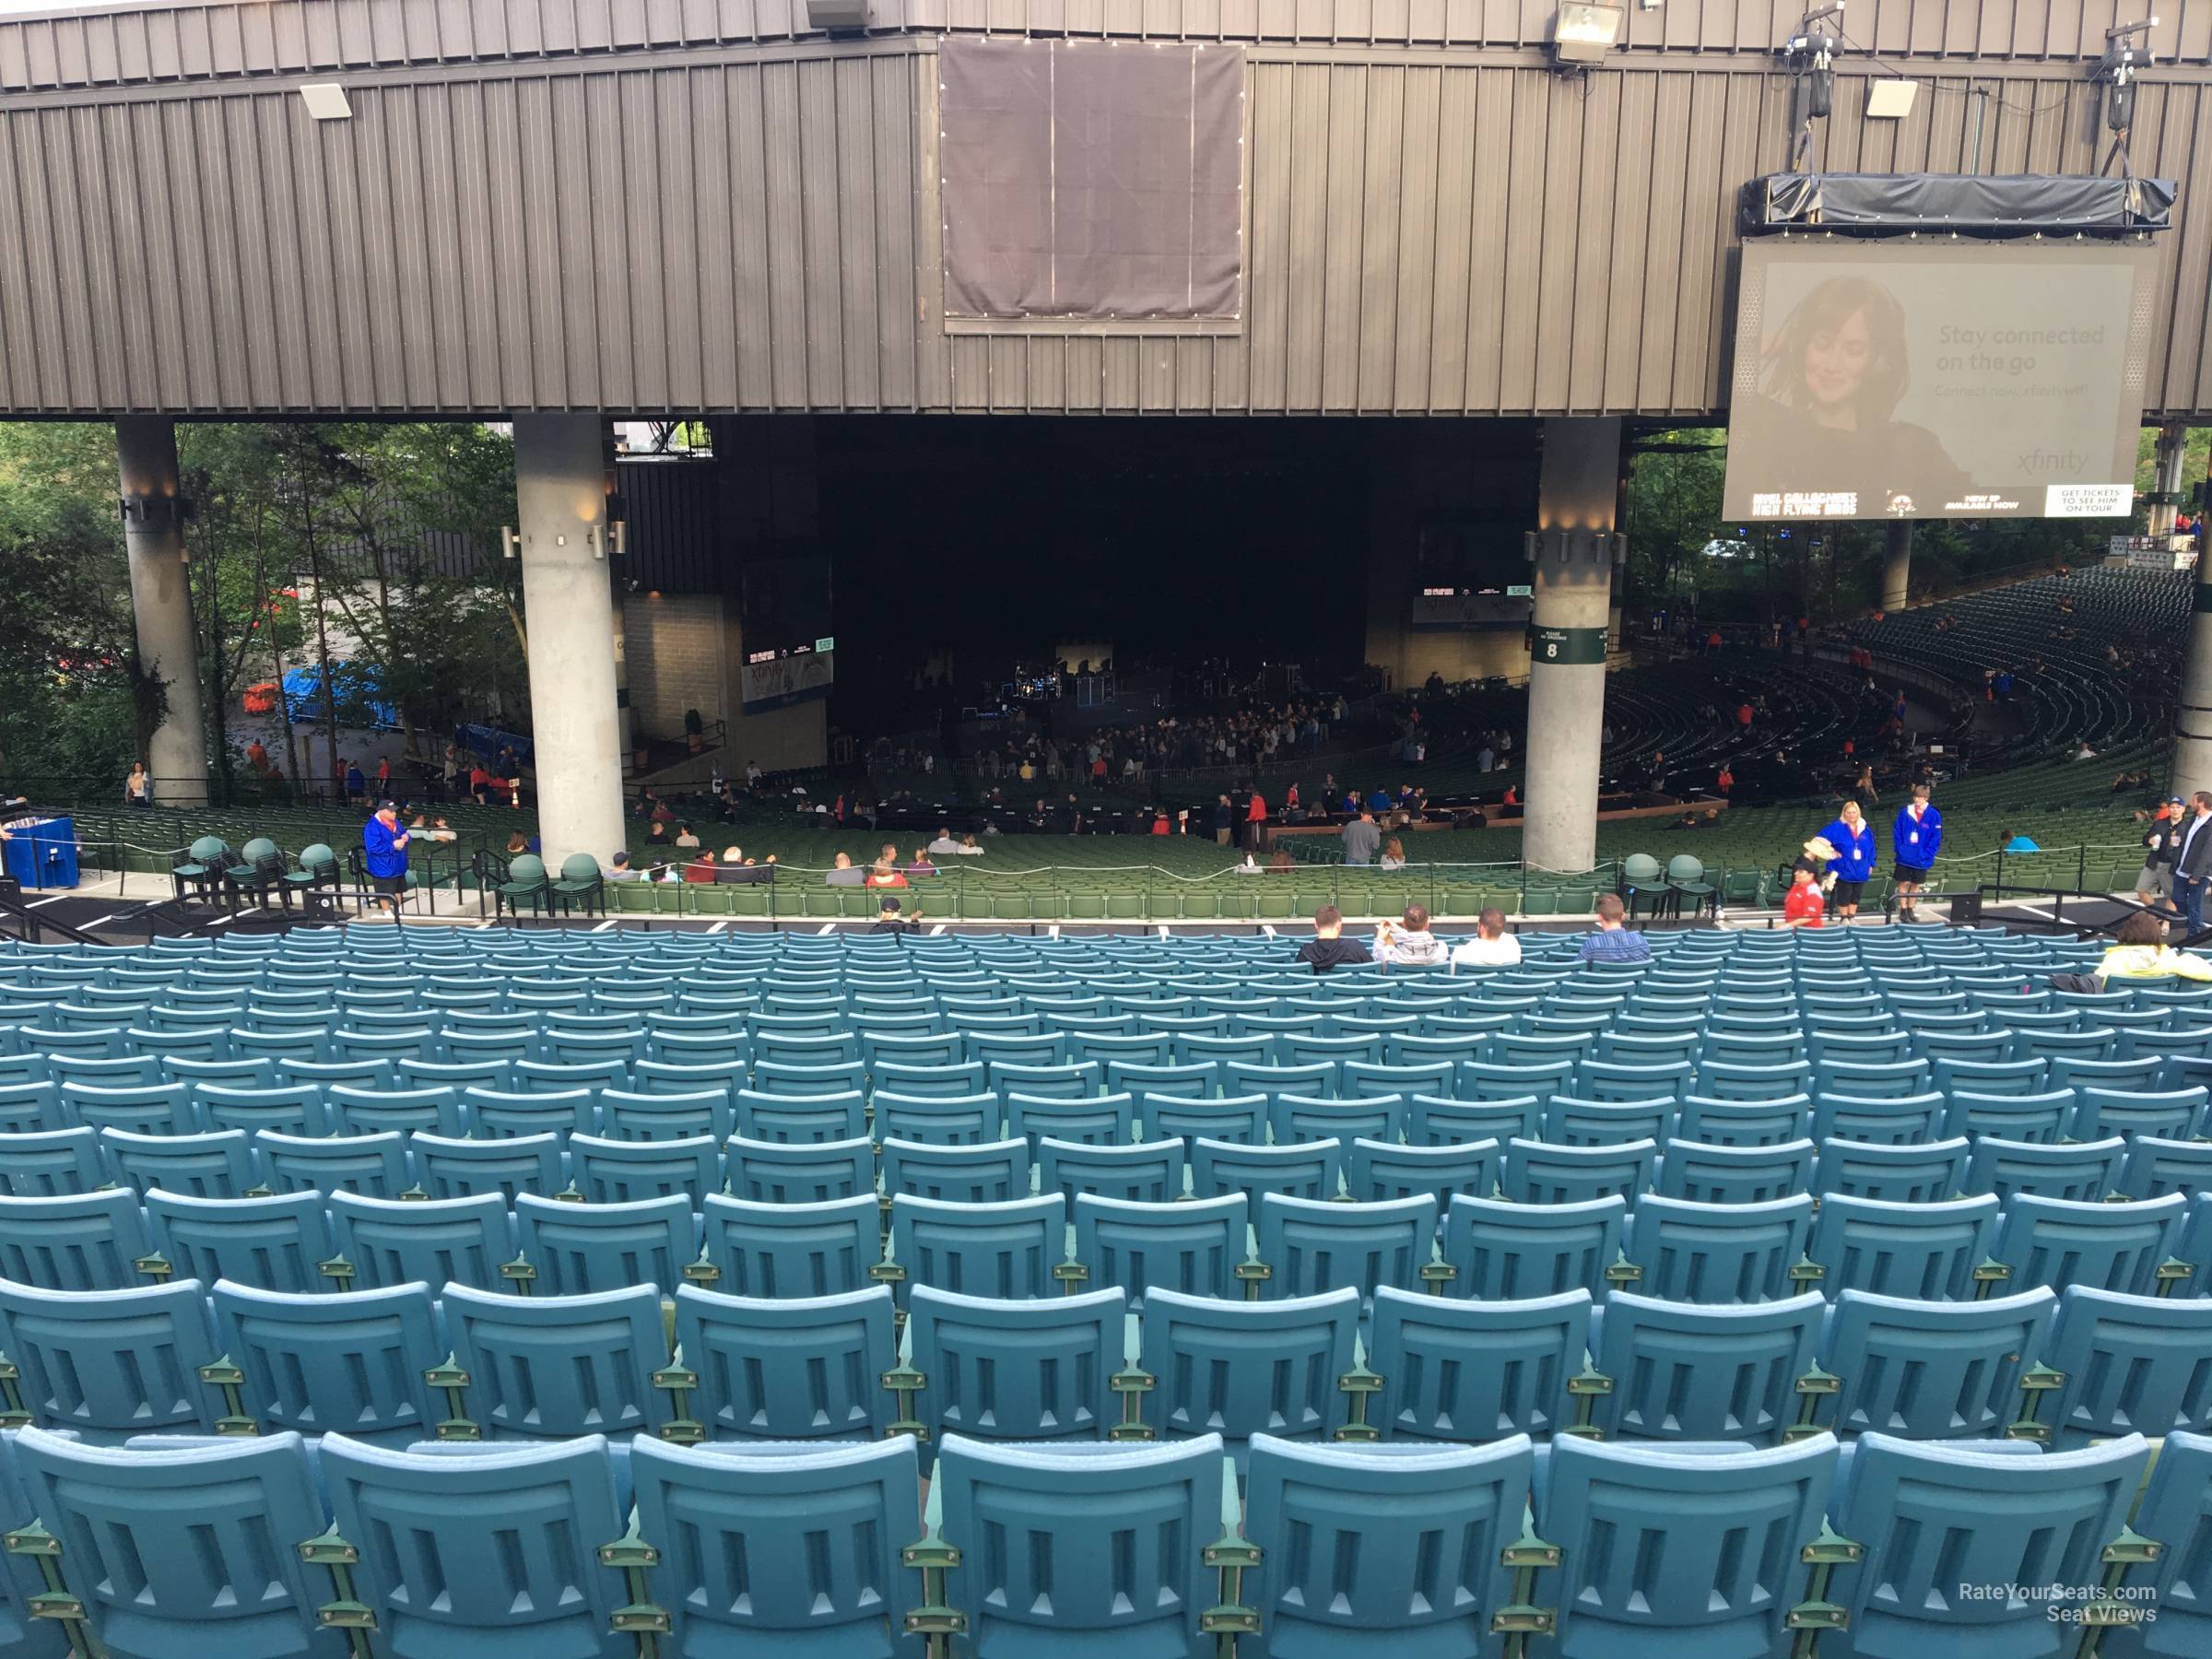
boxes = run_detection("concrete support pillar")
[515,414,625,865]
[1881,520,1913,612]
[1524,418,1621,874]
[603,428,635,776]
[2149,422,2187,538]
[115,416,210,805]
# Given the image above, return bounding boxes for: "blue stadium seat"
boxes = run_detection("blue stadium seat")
[324,1189,513,1291]
[1269,1093,1406,1147]
[1618,1193,1815,1303]
[2070,1080,2207,1142]
[2107,1429,2212,1659]
[253,1127,411,1198]
[1345,1135,1500,1206]
[1440,1193,1627,1300]
[1535,1433,1839,1658]
[0,1187,151,1290]
[320,1433,631,1658]
[1945,1088,2078,1144]
[1654,1135,1817,1204]
[1190,1135,1343,1205]
[1408,1093,1540,1146]
[1587,1288,1825,1441]
[1933,1056,2049,1098]
[2117,1135,2212,1200]
[57,1080,194,1135]
[512,1191,695,1294]
[1826,1431,2149,1659]
[735,1087,868,1142]
[1136,1287,1359,1461]
[191,1080,324,1136]
[441,1280,670,1440]
[1369,1286,1592,1441]
[1141,1092,1267,1143]
[1810,1135,1970,1205]
[599,1084,735,1141]
[1253,1193,1438,1302]
[1242,1433,1531,1655]
[870,1056,985,1097]
[459,1085,597,1137]
[142,1188,332,1295]
[874,1090,1002,1146]
[906,1285,1125,1447]
[323,1082,465,1136]
[1804,1194,2002,1300]
[567,1128,720,1204]
[1673,1093,1813,1146]
[410,1128,565,1202]
[627,1434,921,1652]
[933,1433,1219,1655]
[1965,1134,2125,1202]
[1069,1192,1246,1306]
[212,1277,445,1442]
[1500,1135,1657,1205]
[1037,1135,1186,1205]
[1004,1090,1135,1149]
[0,1277,221,1440]
[667,1284,897,1441]
[886,1194,1065,1304]
[1987,1193,2189,1297]
[698,1193,882,1297]
[1541,1095,1677,1147]
[0,1127,104,1195]
[1810,1090,1948,1144]
[724,1133,875,1203]
[878,1135,1027,1205]
[12,1425,330,1655]
[1815,1287,2057,1440]
[2041,1286,2212,1448]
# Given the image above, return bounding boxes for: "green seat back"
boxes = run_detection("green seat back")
[1623,853,1663,884]
[1666,855,1706,884]
[559,853,601,884]
[507,854,547,885]
[188,836,229,863]
[299,843,336,873]
[240,837,278,865]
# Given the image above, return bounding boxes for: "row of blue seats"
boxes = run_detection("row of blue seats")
[8,1057,2212,1147]
[0,1421,2199,1657]
[2,1178,2204,1306]
[0,1272,2193,1454]
[15,1105,2212,1214]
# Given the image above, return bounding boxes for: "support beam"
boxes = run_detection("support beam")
[515,414,625,866]
[604,427,635,776]
[1523,418,1621,875]
[2176,440,2212,801]
[2149,421,2187,538]
[115,416,210,806]
[1881,520,1913,612]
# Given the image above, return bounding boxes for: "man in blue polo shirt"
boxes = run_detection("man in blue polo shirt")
[362,801,410,918]
[1578,894,1652,963]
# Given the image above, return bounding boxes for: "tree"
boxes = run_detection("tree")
[0,423,147,788]
[1622,428,1726,614]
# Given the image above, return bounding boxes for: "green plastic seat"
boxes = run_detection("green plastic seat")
[497,853,551,917]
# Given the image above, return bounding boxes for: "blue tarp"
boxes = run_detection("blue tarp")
[282,663,400,732]
[455,723,534,769]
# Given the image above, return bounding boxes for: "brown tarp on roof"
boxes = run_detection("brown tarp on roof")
[940,38,1245,321]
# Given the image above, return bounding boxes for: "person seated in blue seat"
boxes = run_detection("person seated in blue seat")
[1297,904,1371,973]
[1578,893,1651,964]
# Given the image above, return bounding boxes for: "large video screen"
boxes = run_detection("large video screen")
[1722,241,2154,521]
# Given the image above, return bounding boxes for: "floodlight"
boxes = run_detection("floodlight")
[1551,3,1625,65]
[297,84,352,122]
[1866,78,1917,118]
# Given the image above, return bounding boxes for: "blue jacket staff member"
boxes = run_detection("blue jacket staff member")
[1816,800,1877,924]
[1890,783,1941,922]
[362,801,410,917]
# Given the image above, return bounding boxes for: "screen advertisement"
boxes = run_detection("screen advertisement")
[1722,241,2154,522]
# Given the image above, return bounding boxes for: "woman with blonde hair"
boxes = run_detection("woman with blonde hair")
[1380,838,1406,872]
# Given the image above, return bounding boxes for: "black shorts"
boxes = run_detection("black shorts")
[1830,879,1865,906]
[371,872,406,895]
[1891,865,1930,886]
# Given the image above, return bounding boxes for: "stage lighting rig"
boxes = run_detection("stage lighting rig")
[2098,18,2157,172]
[1782,5,1845,170]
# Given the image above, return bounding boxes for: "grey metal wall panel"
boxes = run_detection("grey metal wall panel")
[2,38,2212,414]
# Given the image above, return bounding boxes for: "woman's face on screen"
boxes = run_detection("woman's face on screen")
[1802,306,1872,413]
